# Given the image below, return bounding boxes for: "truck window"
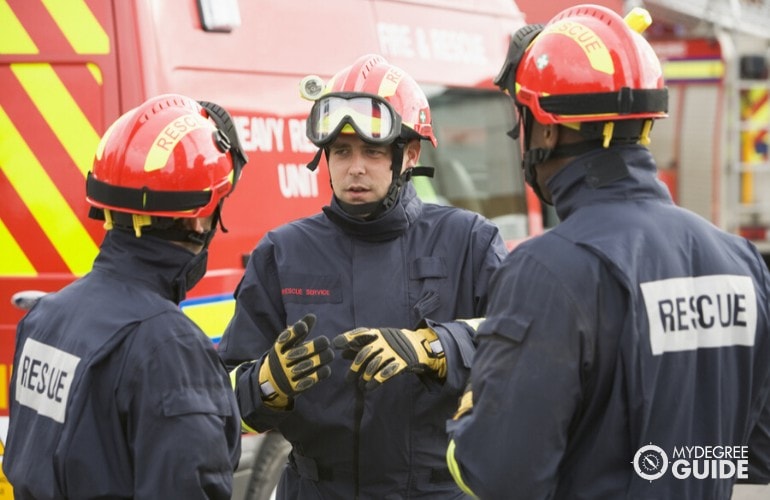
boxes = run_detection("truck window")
[418,87,538,242]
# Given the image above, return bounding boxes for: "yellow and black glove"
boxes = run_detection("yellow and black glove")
[452,383,473,420]
[333,326,446,391]
[258,314,334,409]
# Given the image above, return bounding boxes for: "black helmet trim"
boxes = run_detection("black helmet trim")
[86,172,212,212]
[494,24,545,95]
[538,87,668,117]
[197,100,248,190]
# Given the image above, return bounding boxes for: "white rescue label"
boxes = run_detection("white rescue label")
[641,275,757,355]
[16,339,81,423]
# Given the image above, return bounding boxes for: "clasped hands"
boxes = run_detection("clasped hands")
[258,315,446,408]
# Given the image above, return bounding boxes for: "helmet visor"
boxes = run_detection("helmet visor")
[306,92,402,147]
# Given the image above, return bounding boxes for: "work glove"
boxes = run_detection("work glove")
[258,314,334,409]
[333,326,446,391]
[452,383,473,420]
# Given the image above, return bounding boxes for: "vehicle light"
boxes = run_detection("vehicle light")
[197,0,241,33]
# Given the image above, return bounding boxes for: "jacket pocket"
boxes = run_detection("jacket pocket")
[162,388,233,418]
[409,257,448,322]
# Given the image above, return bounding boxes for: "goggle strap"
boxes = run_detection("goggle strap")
[410,166,435,178]
[306,148,324,171]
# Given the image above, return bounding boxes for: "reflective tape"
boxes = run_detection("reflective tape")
[0,105,98,275]
[12,63,101,177]
[662,59,724,82]
[41,0,109,55]
[0,216,35,276]
[0,0,38,54]
[181,295,237,342]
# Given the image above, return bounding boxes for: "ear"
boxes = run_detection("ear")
[542,123,560,149]
[403,139,422,168]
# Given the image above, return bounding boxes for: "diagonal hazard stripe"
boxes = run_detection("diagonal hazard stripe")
[41,0,109,55]
[11,63,100,178]
[0,216,36,276]
[0,0,38,54]
[0,105,98,275]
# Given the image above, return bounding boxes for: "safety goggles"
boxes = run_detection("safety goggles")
[306,92,402,147]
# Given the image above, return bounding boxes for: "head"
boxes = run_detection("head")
[86,94,248,253]
[494,5,668,204]
[303,54,437,218]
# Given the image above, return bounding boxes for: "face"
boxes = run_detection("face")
[327,134,398,206]
[178,214,215,254]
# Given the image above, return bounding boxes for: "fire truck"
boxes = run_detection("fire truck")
[0,0,541,497]
[634,0,770,269]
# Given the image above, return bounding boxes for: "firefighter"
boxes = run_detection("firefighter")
[446,5,770,499]
[4,94,247,499]
[219,54,507,499]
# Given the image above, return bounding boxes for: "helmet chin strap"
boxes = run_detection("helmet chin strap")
[316,137,435,220]
[522,133,602,205]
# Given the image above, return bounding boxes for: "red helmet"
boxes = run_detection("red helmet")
[305,54,437,147]
[496,5,667,127]
[86,94,246,220]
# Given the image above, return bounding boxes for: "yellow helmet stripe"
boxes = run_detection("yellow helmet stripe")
[544,21,614,76]
[378,67,401,97]
[0,105,98,275]
[0,0,38,54]
[11,63,101,178]
[0,216,36,276]
[41,0,109,55]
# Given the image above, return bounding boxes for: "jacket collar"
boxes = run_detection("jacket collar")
[322,183,423,242]
[91,229,199,303]
[549,145,674,221]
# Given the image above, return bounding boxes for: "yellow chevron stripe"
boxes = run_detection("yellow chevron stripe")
[87,62,103,85]
[0,105,98,275]
[0,365,7,411]
[0,216,36,276]
[0,0,38,54]
[182,299,236,340]
[42,0,109,55]
[12,63,100,178]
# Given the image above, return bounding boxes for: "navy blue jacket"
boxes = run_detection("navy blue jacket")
[449,146,770,499]
[219,183,507,499]
[4,230,241,499]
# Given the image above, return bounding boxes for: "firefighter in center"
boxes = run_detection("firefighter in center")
[220,54,507,499]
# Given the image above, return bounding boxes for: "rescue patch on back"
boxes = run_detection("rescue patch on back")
[16,338,81,423]
[640,275,757,355]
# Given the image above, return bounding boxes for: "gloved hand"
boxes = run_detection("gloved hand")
[452,383,473,420]
[333,327,446,391]
[258,314,334,409]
